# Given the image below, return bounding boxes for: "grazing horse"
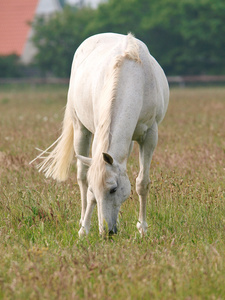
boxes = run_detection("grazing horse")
[31,33,169,236]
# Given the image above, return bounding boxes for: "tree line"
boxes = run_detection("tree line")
[1,0,225,78]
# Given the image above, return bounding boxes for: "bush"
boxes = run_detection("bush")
[0,54,23,78]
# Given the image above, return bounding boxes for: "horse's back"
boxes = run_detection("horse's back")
[71,33,127,72]
[68,33,169,133]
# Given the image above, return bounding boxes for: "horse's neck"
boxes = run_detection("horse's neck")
[108,103,141,166]
[92,96,138,166]
[92,57,144,165]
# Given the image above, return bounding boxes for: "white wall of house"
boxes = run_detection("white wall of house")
[21,0,62,64]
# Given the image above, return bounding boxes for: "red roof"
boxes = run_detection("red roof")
[0,0,38,56]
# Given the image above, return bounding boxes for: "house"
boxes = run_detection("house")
[0,0,62,64]
[0,0,103,64]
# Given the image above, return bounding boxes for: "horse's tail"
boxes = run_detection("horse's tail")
[30,107,74,181]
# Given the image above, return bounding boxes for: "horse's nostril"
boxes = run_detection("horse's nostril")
[109,225,117,235]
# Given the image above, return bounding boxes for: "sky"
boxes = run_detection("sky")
[66,0,104,8]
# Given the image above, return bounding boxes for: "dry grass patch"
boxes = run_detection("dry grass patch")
[0,85,225,299]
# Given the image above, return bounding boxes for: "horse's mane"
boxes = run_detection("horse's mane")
[88,33,141,189]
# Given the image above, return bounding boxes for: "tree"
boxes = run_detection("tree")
[33,0,225,76]
[178,0,225,74]
[0,54,23,78]
[32,6,96,77]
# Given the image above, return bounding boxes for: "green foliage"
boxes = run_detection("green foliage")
[33,0,225,76]
[32,7,96,77]
[0,54,23,78]
[171,0,225,74]
[88,0,225,75]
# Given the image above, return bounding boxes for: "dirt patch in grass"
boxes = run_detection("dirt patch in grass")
[0,151,30,172]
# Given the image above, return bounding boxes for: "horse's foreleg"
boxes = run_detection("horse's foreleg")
[78,189,96,237]
[76,159,89,225]
[73,124,92,226]
[136,122,158,236]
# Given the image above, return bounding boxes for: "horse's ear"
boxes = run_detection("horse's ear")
[76,155,92,167]
[102,153,114,165]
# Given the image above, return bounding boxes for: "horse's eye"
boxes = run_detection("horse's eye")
[110,187,117,194]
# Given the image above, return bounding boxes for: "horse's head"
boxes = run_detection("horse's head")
[77,153,131,235]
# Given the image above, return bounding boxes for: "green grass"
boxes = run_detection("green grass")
[0,85,225,299]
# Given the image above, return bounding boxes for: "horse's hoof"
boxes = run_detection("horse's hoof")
[78,226,87,237]
[137,221,148,237]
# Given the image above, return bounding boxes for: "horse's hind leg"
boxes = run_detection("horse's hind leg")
[73,121,92,225]
[136,122,158,236]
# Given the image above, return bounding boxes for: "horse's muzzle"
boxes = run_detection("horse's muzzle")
[109,225,117,235]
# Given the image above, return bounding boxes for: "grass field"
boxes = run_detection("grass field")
[0,84,225,299]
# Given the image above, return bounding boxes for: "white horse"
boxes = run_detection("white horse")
[31,33,169,236]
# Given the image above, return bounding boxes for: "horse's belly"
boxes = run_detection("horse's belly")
[74,95,95,133]
[69,69,96,134]
[132,119,155,143]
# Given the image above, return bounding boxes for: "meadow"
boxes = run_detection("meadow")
[0,84,225,299]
